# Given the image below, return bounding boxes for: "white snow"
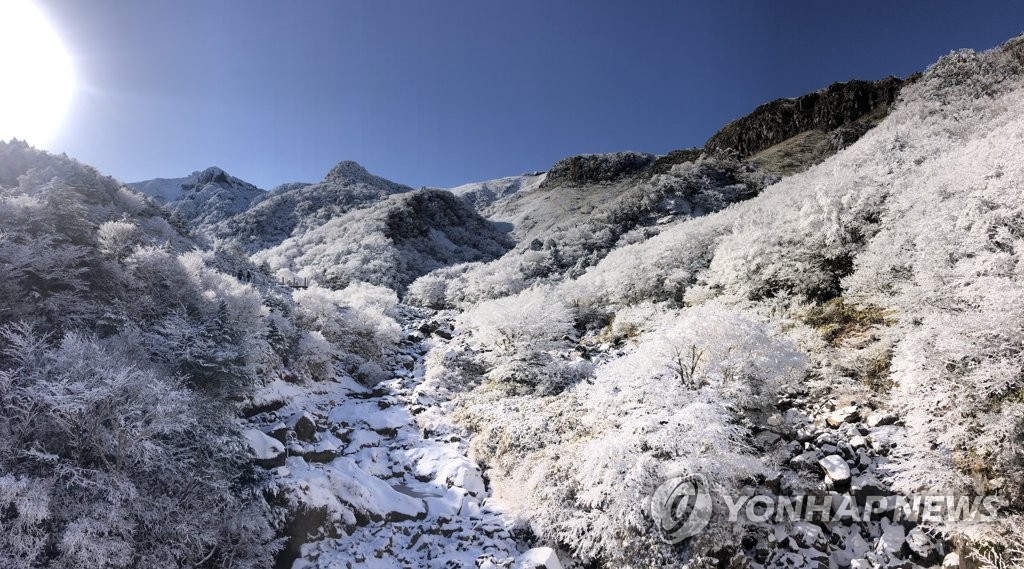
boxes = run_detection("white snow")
[242,428,284,460]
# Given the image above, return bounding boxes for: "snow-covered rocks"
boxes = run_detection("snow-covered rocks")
[242,428,286,467]
[287,411,318,442]
[519,547,563,569]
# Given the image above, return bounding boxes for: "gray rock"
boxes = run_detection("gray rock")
[288,412,317,442]
[876,521,907,558]
[791,521,827,550]
[906,527,941,564]
[866,412,898,428]
[791,450,824,472]
[827,405,861,427]
[819,454,852,485]
[851,474,888,508]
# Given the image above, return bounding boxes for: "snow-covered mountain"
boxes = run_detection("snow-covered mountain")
[4,32,1024,569]
[128,166,265,229]
[211,160,413,252]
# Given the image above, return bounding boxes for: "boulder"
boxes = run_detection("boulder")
[288,411,318,442]
[866,412,898,428]
[819,454,852,485]
[827,405,861,427]
[519,547,563,569]
[242,428,286,468]
[906,527,941,564]
[876,521,907,558]
[791,450,823,472]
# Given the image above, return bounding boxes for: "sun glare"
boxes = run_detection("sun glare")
[0,0,75,148]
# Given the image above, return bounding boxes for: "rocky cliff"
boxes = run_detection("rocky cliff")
[703,76,914,175]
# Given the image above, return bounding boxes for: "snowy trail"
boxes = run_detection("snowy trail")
[246,305,546,569]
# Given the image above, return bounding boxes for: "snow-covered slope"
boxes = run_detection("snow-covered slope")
[255,188,513,291]
[447,171,546,215]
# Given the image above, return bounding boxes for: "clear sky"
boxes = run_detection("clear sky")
[32,1,1024,189]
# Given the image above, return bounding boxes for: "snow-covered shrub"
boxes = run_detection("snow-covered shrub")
[458,287,579,395]
[0,324,277,568]
[459,305,804,565]
[459,287,574,357]
[292,284,401,371]
[97,220,142,258]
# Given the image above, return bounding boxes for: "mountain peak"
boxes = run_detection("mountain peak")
[324,160,371,183]
[191,166,231,187]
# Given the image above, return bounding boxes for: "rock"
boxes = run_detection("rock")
[275,505,340,569]
[791,521,827,550]
[791,450,823,472]
[876,521,907,558]
[704,77,906,159]
[837,533,871,567]
[786,440,804,457]
[819,454,852,485]
[264,421,289,445]
[867,425,900,454]
[942,552,960,568]
[906,527,941,563]
[288,412,317,442]
[827,405,861,427]
[850,559,871,569]
[433,327,453,340]
[755,430,782,447]
[418,321,440,335]
[519,547,563,569]
[815,432,838,446]
[543,151,655,187]
[297,440,340,463]
[849,435,868,449]
[850,474,888,508]
[866,412,898,427]
[243,428,286,468]
[796,428,815,443]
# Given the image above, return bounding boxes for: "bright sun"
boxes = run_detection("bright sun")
[0,0,74,147]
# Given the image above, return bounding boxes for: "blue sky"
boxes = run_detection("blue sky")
[40,1,1024,189]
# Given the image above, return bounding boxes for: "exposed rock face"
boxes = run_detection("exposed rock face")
[704,77,910,159]
[647,148,704,176]
[542,151,655,188]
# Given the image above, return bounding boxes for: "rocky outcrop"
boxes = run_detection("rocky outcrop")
[704,77,910,159]
[541,151,655,188]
